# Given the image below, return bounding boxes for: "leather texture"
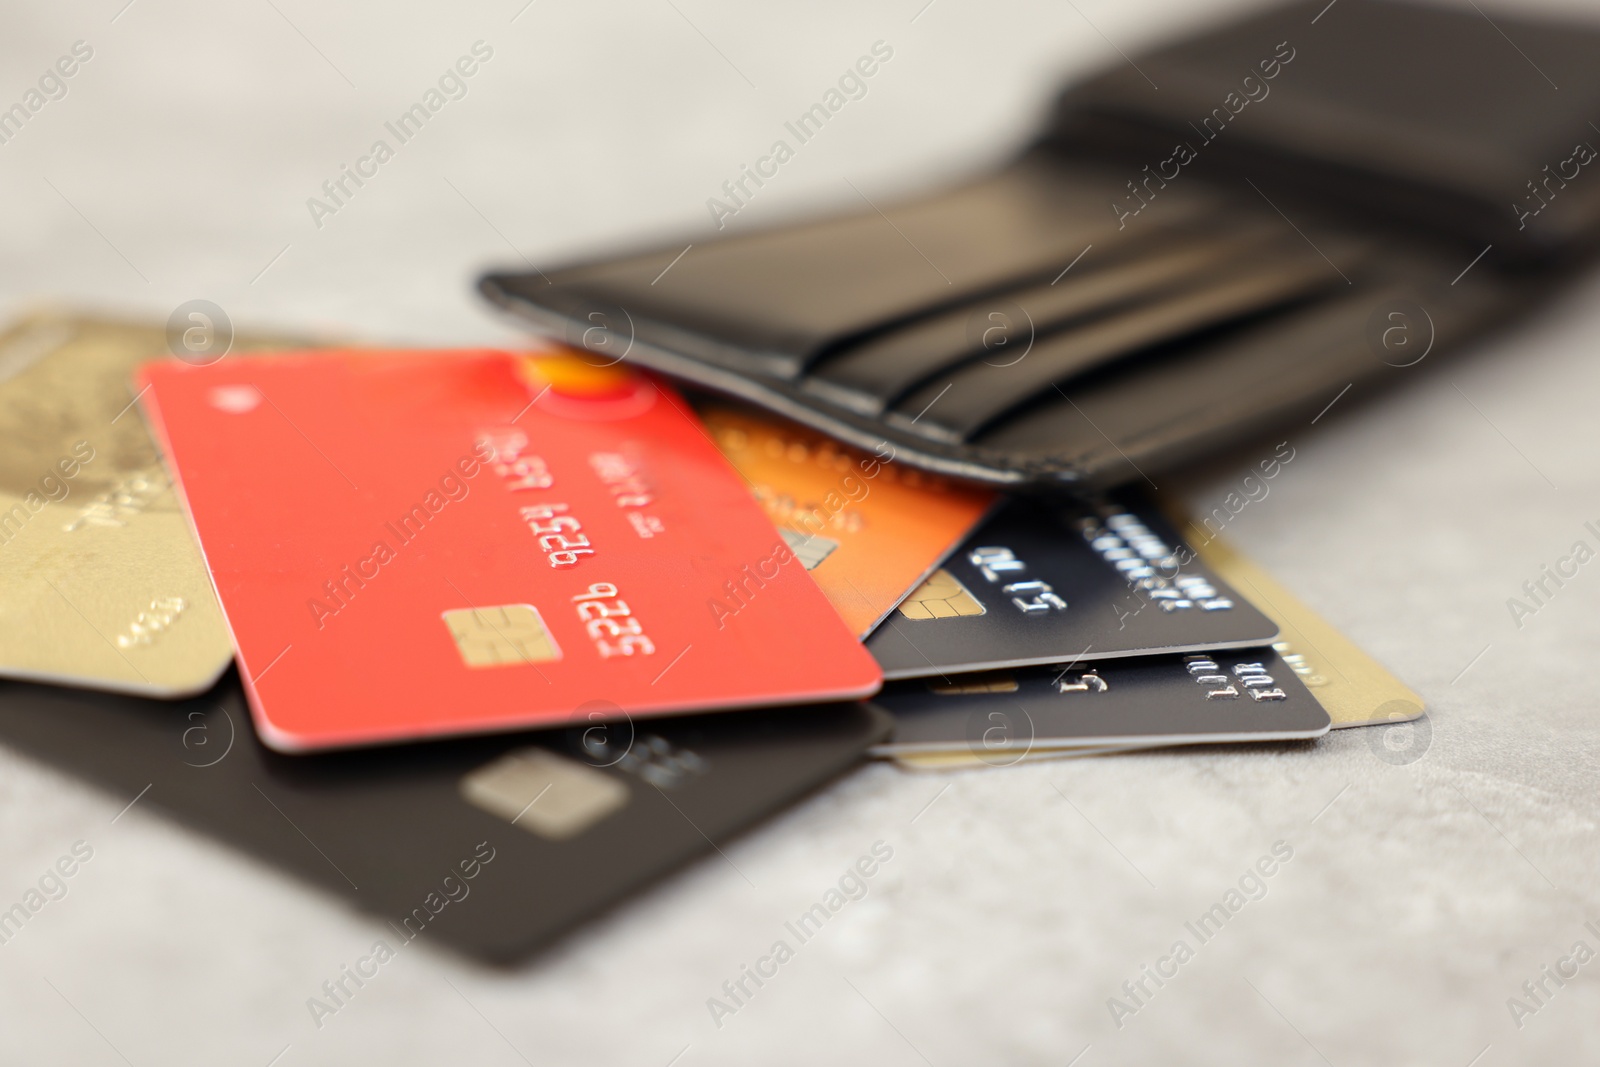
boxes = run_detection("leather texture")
[480,0,1600,491]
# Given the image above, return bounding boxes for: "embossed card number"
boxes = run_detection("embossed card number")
[572,582,655,658]
[968,546,1068,616]
[520,503,595,566]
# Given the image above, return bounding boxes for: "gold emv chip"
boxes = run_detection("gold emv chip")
[897,569,986,621]
[441,604,561,668]
[460,748,629,840]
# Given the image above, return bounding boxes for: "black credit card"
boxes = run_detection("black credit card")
[871,648,1330,756]
[0,674,889,962]
[864,497,1278,678]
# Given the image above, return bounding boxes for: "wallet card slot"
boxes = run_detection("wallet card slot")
[884,252,1345,444]
[971,263,1521,487]
[504,156,1220,380]
[949,289,1388,486]
[800,223,1287,416]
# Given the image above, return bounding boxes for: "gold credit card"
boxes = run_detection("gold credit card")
[1182,525,1424,730]
[0,312,304,697]
[890,512,1423,771]
[892,744,1146,771]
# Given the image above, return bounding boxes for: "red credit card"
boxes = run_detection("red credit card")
[137,349,881,752]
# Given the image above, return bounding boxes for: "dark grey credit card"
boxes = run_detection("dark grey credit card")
[0,674,889,963]
[865,497,1278,679]
[872,648,1330,756]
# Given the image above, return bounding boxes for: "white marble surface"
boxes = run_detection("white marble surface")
[3,0,1598,1063]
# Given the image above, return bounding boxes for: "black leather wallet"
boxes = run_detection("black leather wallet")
[481,0,1600,490]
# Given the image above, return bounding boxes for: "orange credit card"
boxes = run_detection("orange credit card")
[699,403,995,638]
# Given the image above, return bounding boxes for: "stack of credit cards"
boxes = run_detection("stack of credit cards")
[0,312,1422,961]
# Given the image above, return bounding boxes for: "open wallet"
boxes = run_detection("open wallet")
[480,0,1600,491]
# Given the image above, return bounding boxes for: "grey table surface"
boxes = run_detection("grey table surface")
[3,0,1598,1063]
